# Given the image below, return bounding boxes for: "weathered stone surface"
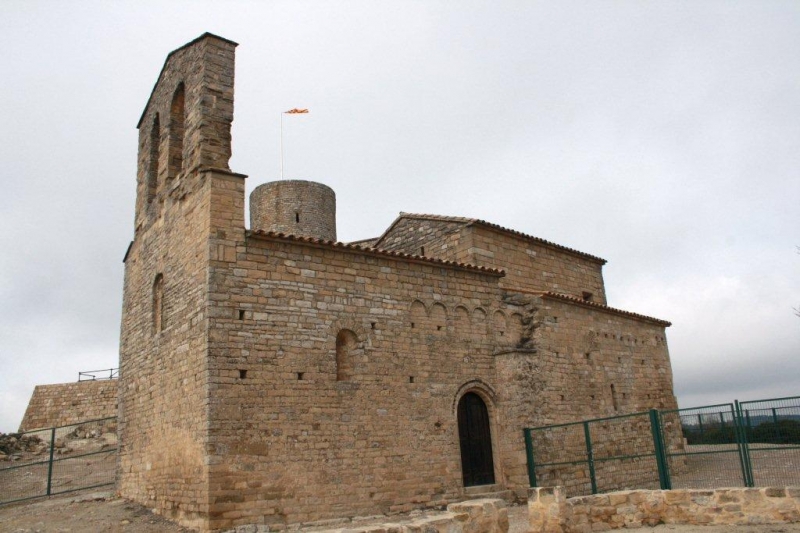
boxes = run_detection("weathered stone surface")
[118,33,679,532]
[528,486,800,532]
[18,380,117,431]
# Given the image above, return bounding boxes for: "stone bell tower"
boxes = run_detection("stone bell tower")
[118,33,246,529]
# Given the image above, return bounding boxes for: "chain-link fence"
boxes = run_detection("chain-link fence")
[525,395,800,497]
[0,417,117,505]
[739,396,800,487]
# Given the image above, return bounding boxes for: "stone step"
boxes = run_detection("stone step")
[463,484,516,503]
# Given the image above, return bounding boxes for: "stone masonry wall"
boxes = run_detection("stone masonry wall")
[525,296,679,497]
[119,32,680,533]
[18,380,117,431]
[528,486,800,532]
[204,232,515,530]
[134,33,236,236]
[250,180,337,241]
[468,226,607,305]
[120,33,239,531]
[374,217,608,305]
[196,224,677,530]
[494,294,677,498]
[375,216,473,259]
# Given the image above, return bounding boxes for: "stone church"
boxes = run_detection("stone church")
[118,33,679,531]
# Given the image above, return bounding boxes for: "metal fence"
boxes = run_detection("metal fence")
[78,368,118,381]
[525,395,800,497]
[0,417,117,505]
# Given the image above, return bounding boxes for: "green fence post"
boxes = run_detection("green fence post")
[745,409,752,438]
[698,414,704,441]
[583,421,597,494]
[734,401,754,487]
[649,409,671,490]
[46,427,56,496]
[772,408,782,443]
[524,428,537,487]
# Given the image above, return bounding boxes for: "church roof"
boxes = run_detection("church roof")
[372,213,607,264]
[539,291,671,327]
[246,230,506,277]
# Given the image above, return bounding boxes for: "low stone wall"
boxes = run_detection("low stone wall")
[223,499,508,533]
[528,486,800,533]
[19,380,118,431]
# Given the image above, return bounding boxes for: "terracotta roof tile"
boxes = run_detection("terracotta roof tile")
[246,230,505,276]
[538,291,671,327]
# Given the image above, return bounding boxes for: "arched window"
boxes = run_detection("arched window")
[335,329,358,381]
[153,274,164,333]
[169,83,185,179]
[454,306,470,338]
[410,300,426,330]
[147,113,160,203]
[431,303,447,334]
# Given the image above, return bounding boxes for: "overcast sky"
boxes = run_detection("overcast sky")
[1,1,798,432]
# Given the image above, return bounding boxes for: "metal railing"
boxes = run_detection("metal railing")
[0,417,117,505]
[525,395,800,497]
[77,368,118,381]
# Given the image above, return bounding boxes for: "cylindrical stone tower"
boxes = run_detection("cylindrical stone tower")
[249,180,337,241]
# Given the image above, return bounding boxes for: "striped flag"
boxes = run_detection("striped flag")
[284,108,309,114]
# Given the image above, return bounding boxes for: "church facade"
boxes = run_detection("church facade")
[118,33,678,531]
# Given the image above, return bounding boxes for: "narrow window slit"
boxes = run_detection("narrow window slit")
[297,372,304,380]
[239,369,247,379]
[238,310,245,320]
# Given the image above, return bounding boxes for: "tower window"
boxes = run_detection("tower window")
[168,83,185,179]
[147,114,160,203]
[336,329,358,381]
[611,384,619,411]
[582,291,593,301]
[295,212,300,223]
[153,274,165,333]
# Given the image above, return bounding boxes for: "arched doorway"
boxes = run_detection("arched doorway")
[457,392,495,486]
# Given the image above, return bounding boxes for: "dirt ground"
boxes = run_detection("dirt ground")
[2,492,800,533]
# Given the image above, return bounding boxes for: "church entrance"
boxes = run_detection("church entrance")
[457,392,495,487]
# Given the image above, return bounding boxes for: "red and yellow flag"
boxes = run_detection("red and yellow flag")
[284,108,309,114]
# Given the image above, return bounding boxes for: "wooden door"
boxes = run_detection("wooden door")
[457,392,496,486]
